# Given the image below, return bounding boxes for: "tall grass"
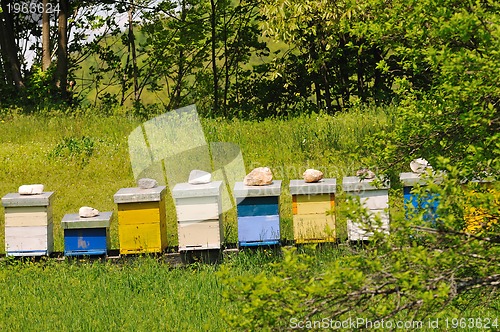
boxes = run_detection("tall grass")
[0,257,226,331]
[0,246,356,331]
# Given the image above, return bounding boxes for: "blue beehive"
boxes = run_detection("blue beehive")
[233,181,281,247]
[62,211,112,256]
[400,172,439,223]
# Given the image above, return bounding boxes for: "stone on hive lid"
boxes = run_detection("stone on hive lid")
[137,178,158,189]
[62,211,113,229]
[79,206,99,218]
[243,167,273,186]
[172,181,222,199]
[18,184,44,195]
[356,168,375,179]
[410,158,432,174]
[113,186,166,203]
[188,170,212,184]
[303,169,323,183]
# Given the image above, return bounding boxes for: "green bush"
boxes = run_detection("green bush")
[220,165,499,330]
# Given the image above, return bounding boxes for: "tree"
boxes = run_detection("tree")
[259,0,392,113]
[220,0,500,328]
[41,0,51,71]
[0,0,25,90]
[356,0,500,178]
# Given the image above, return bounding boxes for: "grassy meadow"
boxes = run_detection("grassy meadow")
[0,106,397,251]
[2,107,495,331]
[0,107,397,330]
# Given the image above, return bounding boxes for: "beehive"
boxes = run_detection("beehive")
[464,181,498,234]
[2,192,55,256]
[172,181,223,251]
[62,211,112,256]
[342,177,390,241]
[113,186,167,254]
[289,179,336,244]
[233,181,281,247]
[400,172,439,223]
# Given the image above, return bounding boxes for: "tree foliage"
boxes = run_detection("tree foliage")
[221,166,499,331]
[219,0,500,328]
[357,0,500,178]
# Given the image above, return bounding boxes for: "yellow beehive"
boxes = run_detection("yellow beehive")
[290,179,336,244]
[114,186,167,254]
[464,186,499,234]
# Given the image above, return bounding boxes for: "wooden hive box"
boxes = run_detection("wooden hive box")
[290,179,336,244]
[172,181,223,251]
[113,186,167,254]
[62,211,112,256]
[2,192,55,256]
[233,181,281,247]
[463,180,498,234]
[400,172,439,223]
[342,177,390,241]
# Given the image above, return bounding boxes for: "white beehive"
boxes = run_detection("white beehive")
[342,177,390,241]
[2,192,55,256]
[172,181,223,251]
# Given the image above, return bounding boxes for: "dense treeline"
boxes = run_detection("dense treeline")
[0,0,498,210]
[2,0,495,122]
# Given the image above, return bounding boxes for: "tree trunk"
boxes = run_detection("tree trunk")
[128,1,139,102]
[222,5,229,116]
[42,0,51,71]
[357,56,365,101]
[372,46,384,102]
[56,0,69,100]
[314,80,322,109]
[210,0,219,115]
[0,0,24,89]
[0,19,13,85]
[338,35,350,109]
[172,0,187,109]
[321,63,333,113]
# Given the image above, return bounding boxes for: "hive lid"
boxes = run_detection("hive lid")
[399,172,428,186]
[113,186,166,203]
[172,181,223,198]
[289,178,337,195]
[342,176,389,192]
[233,180,282,198]
[1,192,55,207]
[62,211,113,229]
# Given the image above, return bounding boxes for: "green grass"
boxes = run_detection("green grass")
[0,257,225,331]
[0,246,355,332]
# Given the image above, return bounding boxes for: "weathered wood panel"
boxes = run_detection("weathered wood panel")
[178,220,221,250]
[5,223,54,255]
[4,205,51,227]
[293,214,336,243]
[237,215,280,244]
